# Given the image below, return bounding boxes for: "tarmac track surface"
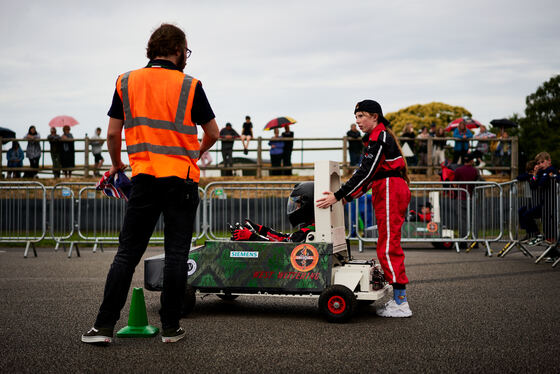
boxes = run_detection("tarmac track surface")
[0,244,559,374]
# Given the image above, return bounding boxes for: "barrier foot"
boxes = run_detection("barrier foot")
[67,242,81,258]
[497,242,512,257]
[455,242,460,253]
[535,244,554,264]
[517,243,533,258]
[92,241,98,253]
[55,242,68,253]
[552,256,560,268]
[24,242,37,258]
[485,241,492,257]
[358,239,363,253]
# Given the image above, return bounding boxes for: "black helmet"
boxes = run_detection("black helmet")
[287,182,314,228]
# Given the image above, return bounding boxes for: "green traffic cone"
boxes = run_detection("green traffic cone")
[117,287,159,338]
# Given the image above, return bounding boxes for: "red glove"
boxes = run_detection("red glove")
[232,228,253,241]
[233,228,268,241]
[244,219,269,235]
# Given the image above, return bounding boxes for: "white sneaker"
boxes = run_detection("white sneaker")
[376,299,412,318]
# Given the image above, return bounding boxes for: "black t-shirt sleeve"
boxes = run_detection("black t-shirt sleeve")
[191,82,215,126]
[107,88,124,120]
[106,80,215,126]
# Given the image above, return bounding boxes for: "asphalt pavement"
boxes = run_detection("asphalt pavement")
[1,243,559,373]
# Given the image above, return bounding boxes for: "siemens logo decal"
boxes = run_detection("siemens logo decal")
[230,251,259,258]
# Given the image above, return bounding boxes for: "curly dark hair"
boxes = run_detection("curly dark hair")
[146,23,186,60]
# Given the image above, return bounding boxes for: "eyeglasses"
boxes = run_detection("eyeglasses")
[185,48,192,59]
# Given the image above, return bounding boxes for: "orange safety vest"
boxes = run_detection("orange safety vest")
[116,67,201,182]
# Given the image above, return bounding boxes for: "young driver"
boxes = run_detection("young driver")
[316,100,413,318]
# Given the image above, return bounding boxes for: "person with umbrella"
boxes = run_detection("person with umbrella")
[269,127,284,175]
[452,120,473,164]
[24,125,41,178]
[264,117,296,176]
[60,125,75,178]
[494,129,511,169]
[7,141,24,178]
[316,99,413,318]
[489,118,517,169]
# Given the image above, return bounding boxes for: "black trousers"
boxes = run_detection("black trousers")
[222,146,233,176]
[24,158,40,178]
[95,174,199,330]
[282,149,292,176]
[270,154,282,175]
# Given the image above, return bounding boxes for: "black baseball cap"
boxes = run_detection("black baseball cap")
[354,100,390,126]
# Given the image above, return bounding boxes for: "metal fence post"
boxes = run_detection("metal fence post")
[84,137,90,177]
[0,138,3,177]
[427,137,433,176]
[511,136,518,180]
[257,137,262,178]
[342,136,348,176]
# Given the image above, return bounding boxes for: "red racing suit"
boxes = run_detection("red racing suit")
[334,123,410,285]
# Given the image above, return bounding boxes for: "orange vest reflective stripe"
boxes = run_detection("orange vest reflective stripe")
[116,67,200,182]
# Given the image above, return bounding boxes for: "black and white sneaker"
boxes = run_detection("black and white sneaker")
[161,327,186,343]
[81,327,113,344]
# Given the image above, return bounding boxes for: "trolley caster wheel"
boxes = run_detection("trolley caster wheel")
[217,294,239,301]
[319,285,356,323]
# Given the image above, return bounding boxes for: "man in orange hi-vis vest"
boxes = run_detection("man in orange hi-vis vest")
[82,24,219,345]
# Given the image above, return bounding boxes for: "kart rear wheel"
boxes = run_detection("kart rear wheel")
[319,285,356,323]
[217,294,239,301]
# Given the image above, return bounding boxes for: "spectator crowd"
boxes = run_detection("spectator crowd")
[0,116,535,181]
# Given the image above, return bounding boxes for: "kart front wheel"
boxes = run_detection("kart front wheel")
[319,285,356,323]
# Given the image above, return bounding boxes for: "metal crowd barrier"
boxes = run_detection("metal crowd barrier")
[470,182,504,255]
[0,181,47,257]
[498,177,559,267]
[1,179,558,268]
[49,182,205,257]
[347,181,501,255]
[204,181,296,240]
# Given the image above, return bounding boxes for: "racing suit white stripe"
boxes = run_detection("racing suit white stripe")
[385,177,396,283]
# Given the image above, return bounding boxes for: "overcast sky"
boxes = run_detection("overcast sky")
[1,0,559,142]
